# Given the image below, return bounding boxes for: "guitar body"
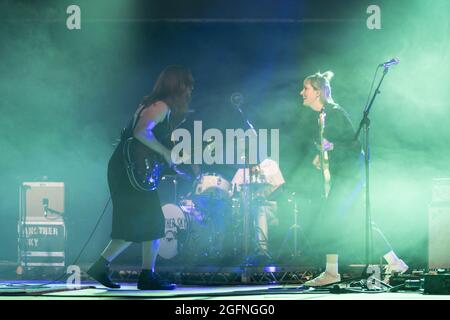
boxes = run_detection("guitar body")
[123,137,166,191]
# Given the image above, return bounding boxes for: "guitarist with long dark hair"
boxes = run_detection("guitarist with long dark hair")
[87,65,194,290]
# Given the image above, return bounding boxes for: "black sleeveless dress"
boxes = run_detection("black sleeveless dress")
[107,106,172,242]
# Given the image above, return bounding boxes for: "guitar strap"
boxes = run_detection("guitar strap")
[129,103,171,135]
[130,104,147,131]
[318,108,331,199]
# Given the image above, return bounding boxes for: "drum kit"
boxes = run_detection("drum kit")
[158,172,232,263]
[157,159,290,266]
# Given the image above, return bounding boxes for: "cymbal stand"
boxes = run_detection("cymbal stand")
[276,192,302,260]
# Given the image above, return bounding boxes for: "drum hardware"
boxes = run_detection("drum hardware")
[158,166,294,266]
[160,175,178,203]
[227,97,257,272]
[231,180,275,265]
[275,192,305,261]
[240,182,273,201]
[230,159,285,265]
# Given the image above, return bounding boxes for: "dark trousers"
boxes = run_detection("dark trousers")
[310,175,365,264]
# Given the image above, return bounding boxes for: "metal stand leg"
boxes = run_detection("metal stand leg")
[276,193,305,262]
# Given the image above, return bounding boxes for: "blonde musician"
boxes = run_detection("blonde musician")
[299,71,363,286]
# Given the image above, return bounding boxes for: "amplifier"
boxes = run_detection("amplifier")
[424,274,450,295]
[18,220,66,268]
[428,205,450,269]
[20,182,64,222]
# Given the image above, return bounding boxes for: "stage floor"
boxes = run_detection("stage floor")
[1,281,449,300]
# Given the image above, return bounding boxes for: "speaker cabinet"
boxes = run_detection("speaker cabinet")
[18,182,66,271]
[18,221,66,268]
[428,205,450,269]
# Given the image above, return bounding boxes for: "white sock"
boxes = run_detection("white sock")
[325,254,339,276]
[383,250,400,265]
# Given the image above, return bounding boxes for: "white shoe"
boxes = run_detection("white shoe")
[384,259,408,274]
[304,272,341,287]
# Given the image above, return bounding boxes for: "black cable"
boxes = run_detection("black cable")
[68,197,112,268]
[387,283,406,293]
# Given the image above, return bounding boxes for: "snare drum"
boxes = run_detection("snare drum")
[194,173,231,200]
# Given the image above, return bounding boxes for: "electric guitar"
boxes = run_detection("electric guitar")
[123,136,193,192]
[123,136,166,191]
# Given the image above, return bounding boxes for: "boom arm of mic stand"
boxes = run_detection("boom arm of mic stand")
[46,207,64,216]
[233,105,258,136]
[354,67,389,141]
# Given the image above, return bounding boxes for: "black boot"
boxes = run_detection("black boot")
[87,256,121,289]
[137,269,176,290]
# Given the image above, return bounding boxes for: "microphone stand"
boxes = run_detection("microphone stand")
[354,66,390,282]
[44,207,65,218]
[231,98,258,281]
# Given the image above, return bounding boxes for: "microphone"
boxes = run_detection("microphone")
[230,92,244,107]
[42,198,49,217]
[379,58,400,68]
